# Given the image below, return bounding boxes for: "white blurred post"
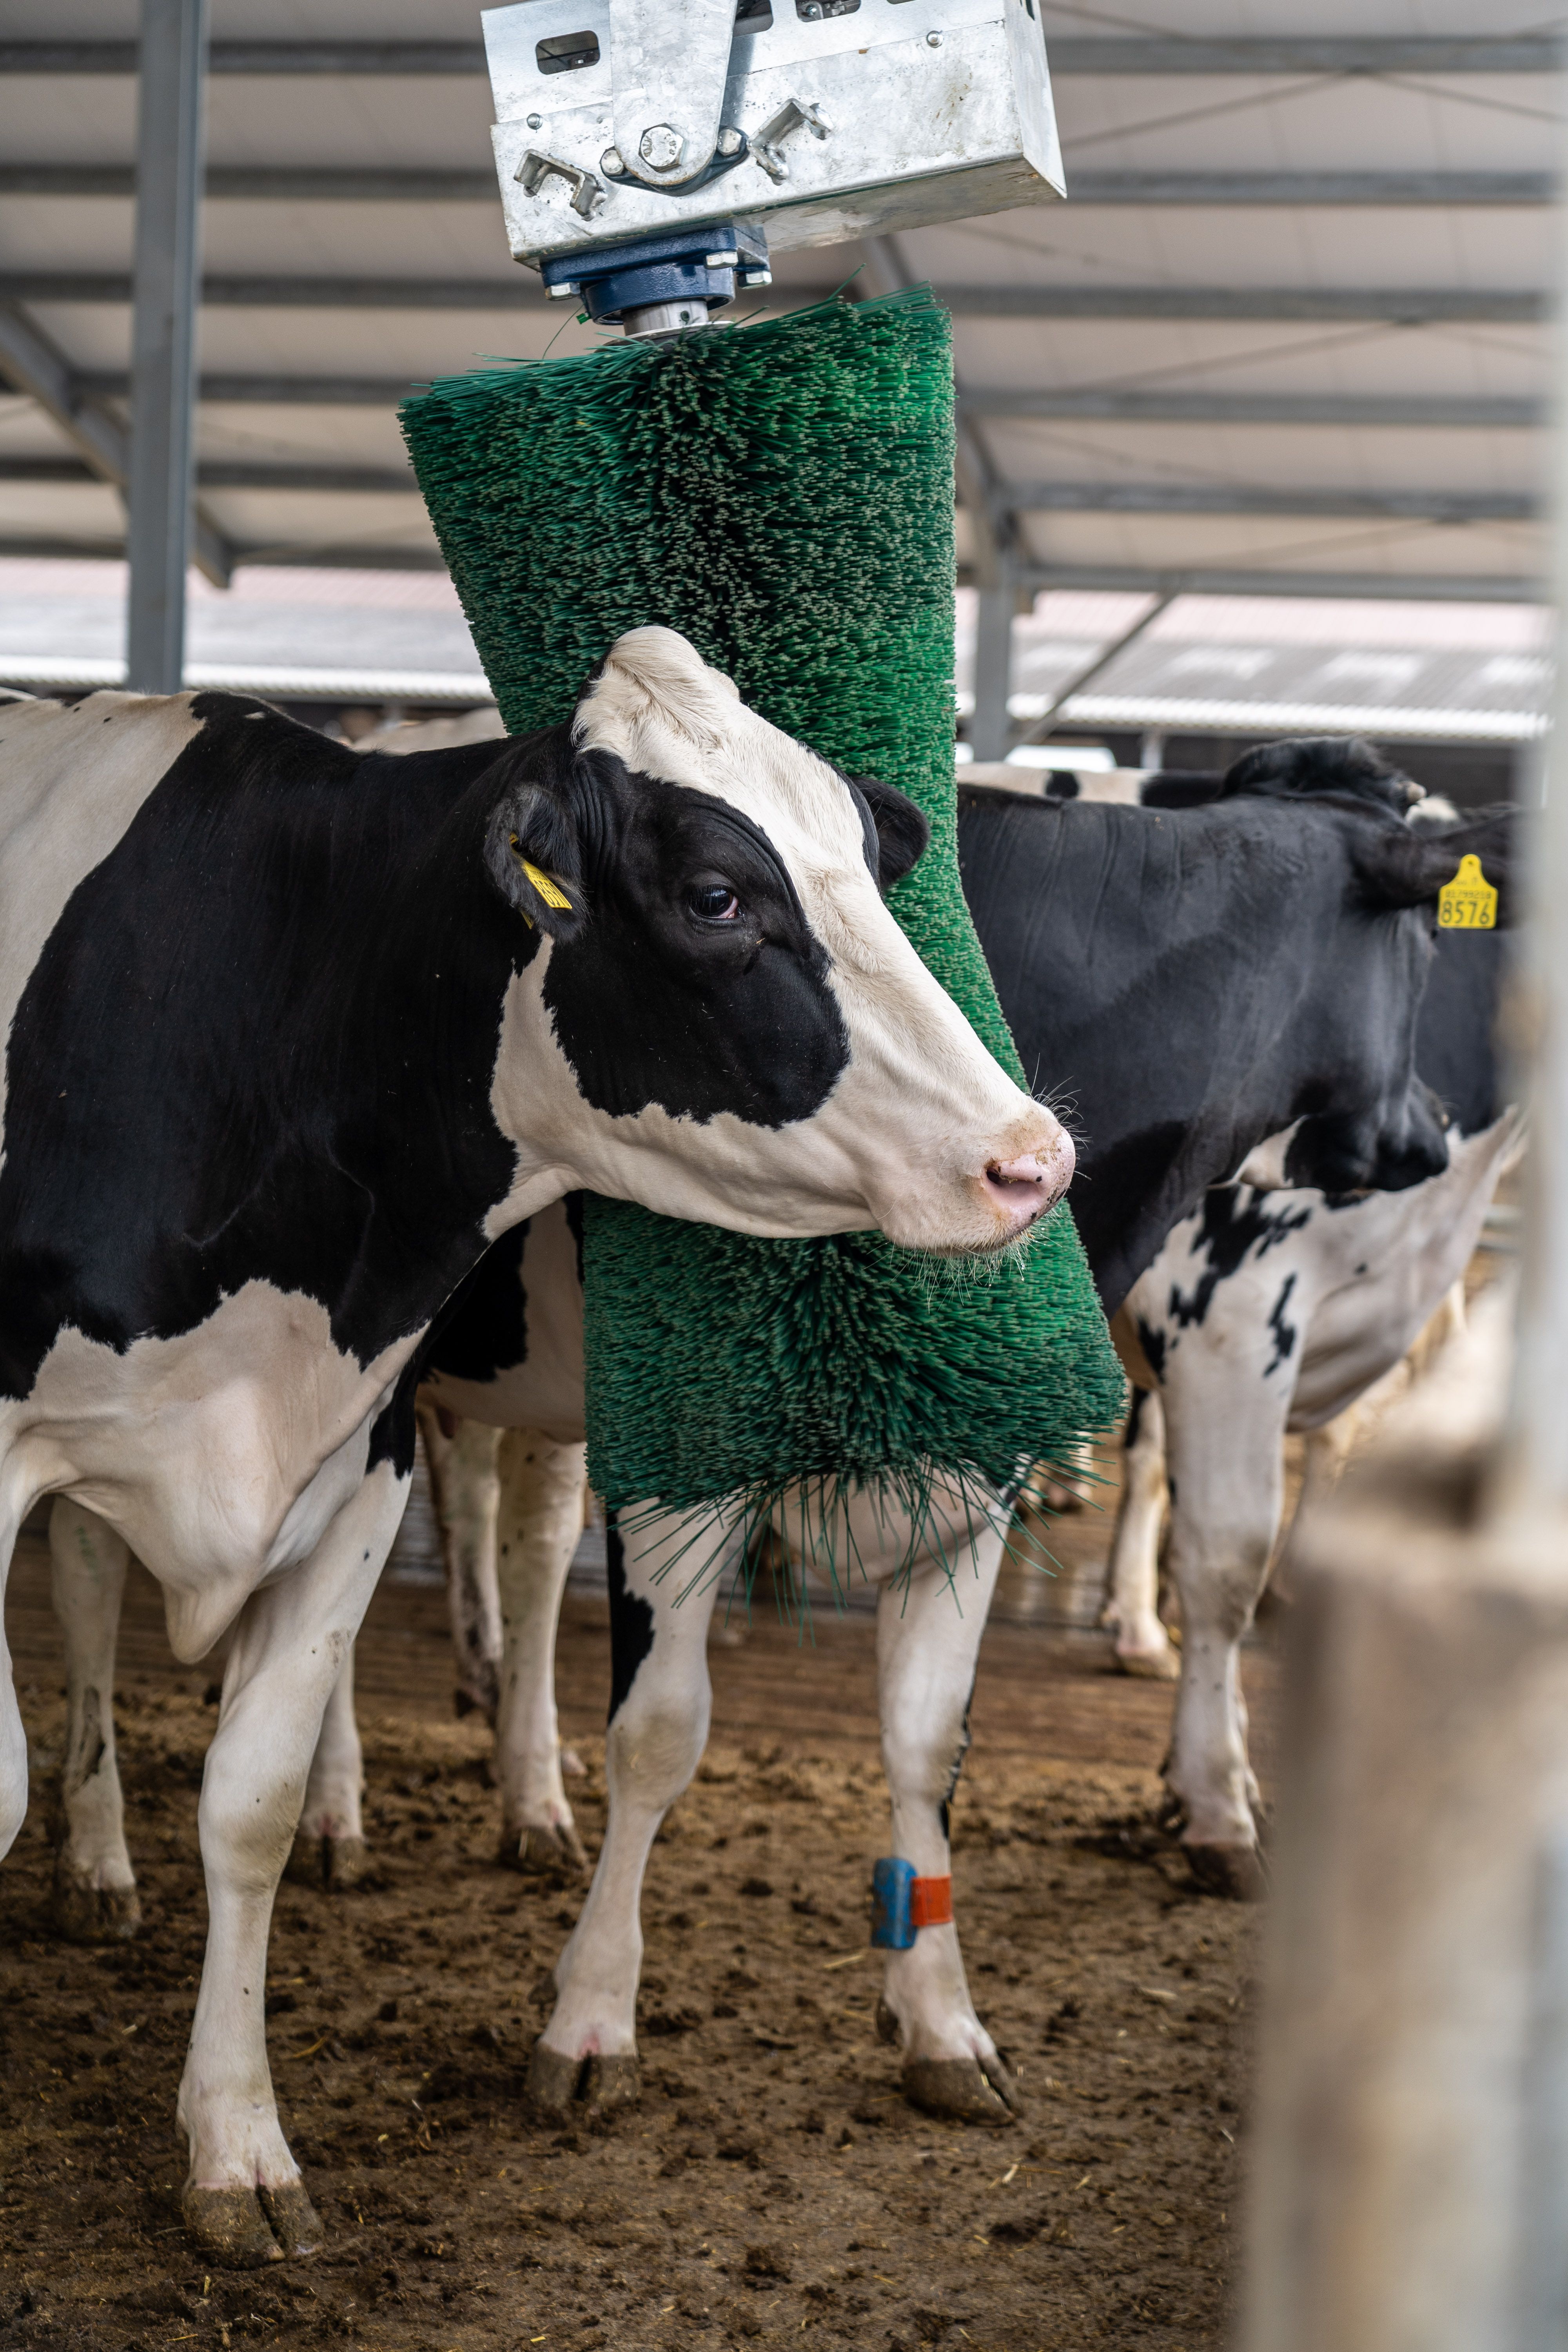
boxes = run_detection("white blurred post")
[1242,96,1568,2352]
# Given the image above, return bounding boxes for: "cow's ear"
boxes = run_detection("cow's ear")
[1352,810,1514,917]
[483,775,588,942]
[853,775,930,891]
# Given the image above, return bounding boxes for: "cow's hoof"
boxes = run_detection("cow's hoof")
[508,1821,587,1875]
[182,2187,286,2268]
[325,1835,370,1890]
[582,2053,640,2118]
[527,2039,640,2121]
[1114,1643,1181,1683]
[257,2181,323,2259]
[51,1869,142,1944]
[903,2053,1021,2127]
[1185,1841,1268,1901]
[285,1830,369,1890]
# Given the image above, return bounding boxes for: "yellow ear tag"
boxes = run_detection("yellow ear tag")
[521,859,573,913]
[1438,852,1497,931]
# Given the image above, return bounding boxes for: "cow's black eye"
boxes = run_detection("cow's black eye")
[688,883,741,924]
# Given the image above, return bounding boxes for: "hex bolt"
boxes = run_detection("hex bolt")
[716,126,744,158]
[926,28,943,44]
[600,148,626,176]
[638,123,685,172]
[526,112,543,129]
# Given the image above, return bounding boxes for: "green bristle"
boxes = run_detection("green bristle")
[400,290,1124,1539]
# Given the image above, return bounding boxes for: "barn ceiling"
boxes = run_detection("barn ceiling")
[0,0,1557,605]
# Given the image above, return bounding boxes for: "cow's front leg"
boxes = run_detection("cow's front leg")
[49,1499,142,1940]
[1161,1382,1286,1899]
[417,1402,503,1722]
[493,1427,589,1871]
[178,1463,407,2267]
[528,1510,724,2122]
[1102,1389,1179,1679]
[286,1648,367,1890]
[868,1503,1020,2126]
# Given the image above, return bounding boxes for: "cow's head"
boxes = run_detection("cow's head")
[477,629,1070,1253]
[1225,741,1515,1201]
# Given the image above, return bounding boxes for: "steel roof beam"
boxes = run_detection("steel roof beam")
[965,390,1543,429]
[4,166,1555,206]
[1009,563,1542,603]
[1011,482,1537,521]
[0,305,232,585]
[0,531,446,572]
[11,458,1532,524]
[0,272,1544,325]
[0,456,417,494]
[2,35,1558,73]
[49,374,1544,427]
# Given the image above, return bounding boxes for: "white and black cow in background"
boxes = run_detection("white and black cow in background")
[1103,793,1520,1896]
[49,735,1514,2163]
[0,627,1077,2269]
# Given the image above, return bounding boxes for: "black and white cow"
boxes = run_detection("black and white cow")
[43,735,1514,2178]
[1,627,1074,2268]
[960,734,1511,1311]
[1104,913,1520,1895]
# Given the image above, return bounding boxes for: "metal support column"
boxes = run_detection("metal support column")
[970,572,1017,765]
[127,0,210,692]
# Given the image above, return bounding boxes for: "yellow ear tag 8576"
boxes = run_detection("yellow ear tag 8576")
[521,859,573,912]
[1438,853,1497,931]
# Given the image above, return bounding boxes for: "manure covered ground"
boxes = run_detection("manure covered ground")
[2,1523,1272,2352]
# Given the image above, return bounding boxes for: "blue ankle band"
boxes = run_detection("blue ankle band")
[871,1856,917,1950]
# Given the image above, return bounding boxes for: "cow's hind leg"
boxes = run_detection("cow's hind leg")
[286,1648,367,1890]
[529,1510,724,2123]
[178,1464,406,2267]
[493,1427,588,1872]
[1102,1389,1179,1679]
[50,1499,141,1939]
[418,1404,504,1723]
[867,1503,1020,2126]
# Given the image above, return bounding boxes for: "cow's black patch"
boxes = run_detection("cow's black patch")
[563,1191,586,1289]
[1265,1272,1299,1376]
[426,1224,530,1385]
[1165,1190,1314,1336]
[1135,1320,1167,1382]
[939,1668,979,1844]
[605,1515,654,1726]
[542,776,848,1129]
[367,1352,426,1479]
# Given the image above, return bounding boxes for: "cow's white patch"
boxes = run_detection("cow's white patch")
[0,693,203,1151]
[4,1281,414,1660]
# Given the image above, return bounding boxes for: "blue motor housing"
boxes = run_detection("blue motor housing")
[542,223,771,325]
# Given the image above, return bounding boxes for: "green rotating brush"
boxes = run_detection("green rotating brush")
[399,288,1123,1553]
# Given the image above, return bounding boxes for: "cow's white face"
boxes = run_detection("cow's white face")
[488,628,1072,1255]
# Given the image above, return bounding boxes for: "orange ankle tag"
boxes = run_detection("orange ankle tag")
[909,1875,953,1929]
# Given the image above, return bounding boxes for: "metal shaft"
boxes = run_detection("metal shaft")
[127,0,210,693]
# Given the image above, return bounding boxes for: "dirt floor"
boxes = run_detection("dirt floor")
[1,1506,1274,2352]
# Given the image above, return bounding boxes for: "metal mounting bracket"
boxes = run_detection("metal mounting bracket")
[752,93,833,185]
[515,149,606,218]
